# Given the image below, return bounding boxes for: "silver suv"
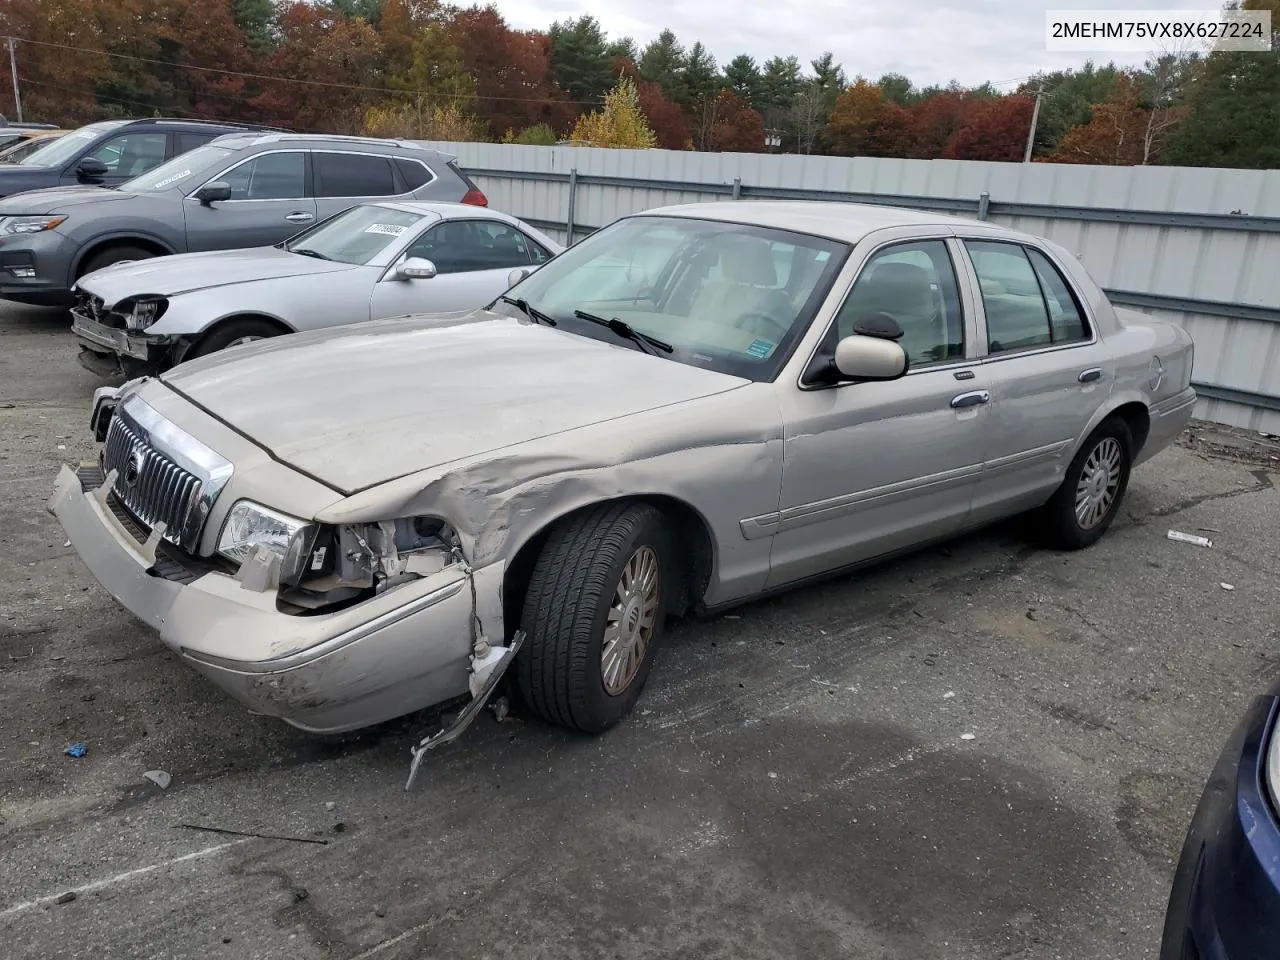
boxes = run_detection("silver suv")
[0,132,487,305]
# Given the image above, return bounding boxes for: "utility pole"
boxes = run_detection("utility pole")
[1023,79,1043,163]
[7,38,21,123]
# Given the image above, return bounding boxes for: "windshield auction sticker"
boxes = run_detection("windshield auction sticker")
[365,223,409,236]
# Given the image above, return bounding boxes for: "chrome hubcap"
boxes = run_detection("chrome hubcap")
[601,545,660,696]
[1074,437,1123,530]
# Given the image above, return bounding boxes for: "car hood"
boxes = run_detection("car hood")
[158,312,748,494]
[79,246,357,303]
[0,184,131,213]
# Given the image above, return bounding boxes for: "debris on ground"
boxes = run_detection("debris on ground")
[55,891,76,904]
[1167,530,1213,548]
[324,801,336,811]
[960,733,976,741]
[1221,583,1235,591]
[143,770,171,789]
[944,691,956,699]
[64,742,87,758]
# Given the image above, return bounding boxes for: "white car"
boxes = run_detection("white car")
[69,201,564,376]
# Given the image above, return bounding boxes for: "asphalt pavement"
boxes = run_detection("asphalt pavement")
[1,302,1278,960]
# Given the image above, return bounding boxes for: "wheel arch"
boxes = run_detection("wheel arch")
[1072,392,1151,460]
[500,493,717,641]
[71,233,177,281]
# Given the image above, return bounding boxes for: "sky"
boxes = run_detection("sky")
[492,0,1227,89]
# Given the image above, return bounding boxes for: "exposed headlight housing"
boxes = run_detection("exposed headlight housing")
[0,215,67,235]
[217,500,312,567]
[125,297,168,331]
[1267,714,1280,809]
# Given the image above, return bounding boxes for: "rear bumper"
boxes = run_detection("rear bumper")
[50,463,481,733]
[1159,694,1280,959]
[1137,386,1197,467]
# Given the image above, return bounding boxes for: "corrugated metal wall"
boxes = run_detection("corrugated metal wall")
[421,141,1280,433]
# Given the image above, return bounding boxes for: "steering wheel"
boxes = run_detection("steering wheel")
[734,311,790,341]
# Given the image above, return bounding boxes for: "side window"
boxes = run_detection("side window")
[175,132,215,155]
[408,221,538,273]
[1025,248,1090,343]
[88,132,168,176]
[834,239,965,367]
[394,157,433,191]
[964,241,1053,353]
[221,152,306,200]
[314,152,397,197]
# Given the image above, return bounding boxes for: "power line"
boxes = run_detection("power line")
[2,34,602,107]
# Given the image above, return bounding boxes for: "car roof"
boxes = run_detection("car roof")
[639,200,1026,245]
[367,200,523,225]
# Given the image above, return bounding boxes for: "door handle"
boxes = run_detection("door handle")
[951,390,990,409]
[285,212,315,223]
[1078,367,1103,383]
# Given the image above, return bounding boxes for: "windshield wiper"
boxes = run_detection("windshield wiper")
[573,309,672,356]
[499,294,557,326]
[290,247,331,260]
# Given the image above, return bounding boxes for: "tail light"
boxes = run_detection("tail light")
[461,189,488,207]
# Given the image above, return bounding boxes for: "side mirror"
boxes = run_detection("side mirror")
[396,257,437,280]
[833,334,908,382]
[76,157,109,181]
[194,181,232,205]
[507,266,532,288]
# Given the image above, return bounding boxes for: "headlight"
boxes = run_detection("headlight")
[1268,715,1280,808]
[125,297,168,331]
[217,500,312,566]
[0,215,67,235]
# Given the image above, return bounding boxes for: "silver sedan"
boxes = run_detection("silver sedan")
[68,200,563,376]
[50,200,1196,756]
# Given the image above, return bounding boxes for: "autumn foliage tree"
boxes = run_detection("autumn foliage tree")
[942,95,1035,161]
[823,80,910,157]
[568,76,656,148]
[1050,74,1151,165]
[615,59,688,149]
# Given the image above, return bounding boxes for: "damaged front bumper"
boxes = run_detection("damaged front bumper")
[71,310,176,377]
[49,463,496,734]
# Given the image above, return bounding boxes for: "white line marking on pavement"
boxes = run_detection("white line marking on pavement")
[0,839,253,920]
[349,920,438,959]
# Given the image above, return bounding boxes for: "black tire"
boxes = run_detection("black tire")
[189,318,284,358]
[516,502,675,733]
[77,245,156,278]
[1042,417,1133,550]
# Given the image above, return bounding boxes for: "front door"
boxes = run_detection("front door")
[182,150,317,252]
[765,237,990,588]
[369,219,547,319]
[61,130,170,189]
[959,239,1112,523]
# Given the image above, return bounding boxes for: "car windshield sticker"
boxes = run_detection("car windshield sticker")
[365,223,409,236]
[153,169,193,189]
[745,338,775,359]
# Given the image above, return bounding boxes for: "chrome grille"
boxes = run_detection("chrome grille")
[103,411,203,549]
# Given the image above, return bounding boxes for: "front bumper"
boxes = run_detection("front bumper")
[1159,692,1280,959]
[50,464,481,733]
[0,230,76,304]
[71,310,166,377]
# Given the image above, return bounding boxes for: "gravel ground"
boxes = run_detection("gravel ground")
[1,302,1278,960]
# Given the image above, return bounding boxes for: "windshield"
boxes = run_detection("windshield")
[121,144,236,192]
[284,204,425,265]
[18,123,118,167]
[498,215,848,381]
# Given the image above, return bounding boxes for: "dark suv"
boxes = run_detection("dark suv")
[0,117,271,200]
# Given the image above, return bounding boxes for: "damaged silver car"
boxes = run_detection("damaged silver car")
[50,201,1197,751]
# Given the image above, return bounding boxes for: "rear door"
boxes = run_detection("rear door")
[311,151,405,221]
[181,149,317,252]
[959,238,1112,523]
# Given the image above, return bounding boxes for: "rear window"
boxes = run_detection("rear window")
[395,157,433,191]
[175,132,216,154]
[313,152,397,198]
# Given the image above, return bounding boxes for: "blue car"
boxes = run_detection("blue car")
[1160,681,1280,959]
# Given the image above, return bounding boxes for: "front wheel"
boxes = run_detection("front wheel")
[188,318,284,358]
[516,502,674,733]
[1042,418,1133,549]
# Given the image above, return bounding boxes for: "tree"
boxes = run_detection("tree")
[758,55,802,146]
[606,37,638,62]
[1051,74,1150,164]
[325,0,382,24]
[724,54,762,106]
[824,79,910,156]
[809,51,846,112]
[567,75,656,148]
[617,59,688,149]
[681,41,719,105]
[549,15,614,105]
[502,122,557,144]
[876,72,915,105]
[364,101,485,140]
[943,95,1036,161]
[452,6,572,138]
[1017,62,1122,156]
[638,29,687,103]
[790,81,827,154]
[706,90,765,152]
[903,90,980,158]
[231,0,277,51]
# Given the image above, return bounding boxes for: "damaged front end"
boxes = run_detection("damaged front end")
[71,290,182,378]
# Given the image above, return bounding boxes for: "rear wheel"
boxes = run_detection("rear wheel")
[77,245,156,278]
[516,502,674,733]
[1042,418,1133,549]
[189,318,284,358]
